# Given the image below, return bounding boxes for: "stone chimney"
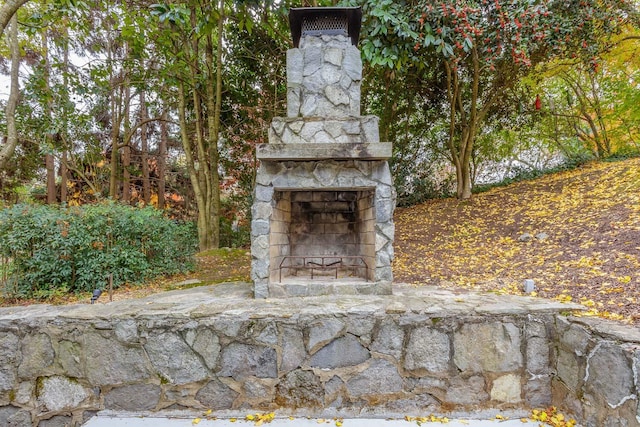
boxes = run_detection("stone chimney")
[251,7,396,298]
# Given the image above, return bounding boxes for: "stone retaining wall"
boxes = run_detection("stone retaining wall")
[552,316,640,426]
[0,285,638,426]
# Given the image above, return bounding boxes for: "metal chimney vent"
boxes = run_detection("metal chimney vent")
[301,14,348,37]
[289,7,362,48]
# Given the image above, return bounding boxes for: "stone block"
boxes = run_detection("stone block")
[371,319,404,360]
[343,45,362,81]
[303,46,322,77]
[85,332,151,386]
[37,375,91,412]
[271,118,286,137]
[324,48,343,66]
[196,379,238,410]
[218,343,277,380]
[375,198,394,223]
[251,202,272,221]
[445,375,489,404]
[561,324,592,356]
[251,220,269,237]
[525,320,547,339]
[144,332,208,385]
[281,327,306,373]
[57,340,83,378]
[256,323,278,346]
[13,382,32,405]
[585,342,635,408]
[243,379,273,400]
[301,95,318,116]
[307,318,345,352]
[251,259,269,281]
[186,328,221,370]
[491,373,522,403]
[453,323,523,373]
[300,121,325,142]
[303,74,324,94]
[18,333,54,379]
[114,320,139,344]
[255,185,274,203]
[287,48,303,85]
[556,348,581,391]
[525,377,552,407]
[213,317,244,337]
[526,336,550,374]
[345,359,403,397]
[405,327,451,373]
[251,235,269,260]
[325,85,350,106]
[376,266,393,282]
[0,333,18,392]
[375,233,389,252]
[276,369,323,408]
[346,317,375,344]
[104,384,161,411]
[322,66,341,85]
[310,334,370,369]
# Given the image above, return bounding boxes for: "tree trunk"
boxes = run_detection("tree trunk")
[140,91,151,205]
[121,60,131,204]
[178,82,210,251]
[60,152,68,203]
[43,30,57,204]
[158,111,168,210]
[0,0,29,37]
[46,154,56,203]
[0,15,19,171]
[204,1,225,248]
[60,32,69,204]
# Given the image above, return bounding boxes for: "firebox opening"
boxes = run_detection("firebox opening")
[270,189,375,282]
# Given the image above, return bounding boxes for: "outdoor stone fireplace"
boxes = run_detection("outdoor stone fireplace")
[251,7,395,298]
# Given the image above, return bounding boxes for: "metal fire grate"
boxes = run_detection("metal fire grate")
[301,14,348,37]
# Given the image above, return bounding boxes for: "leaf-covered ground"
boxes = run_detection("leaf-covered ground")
[394,157,640,323]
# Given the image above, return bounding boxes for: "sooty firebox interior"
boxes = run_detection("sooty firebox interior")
[270,189,375,282]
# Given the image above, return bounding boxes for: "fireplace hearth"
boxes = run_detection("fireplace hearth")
[251,7,395,298]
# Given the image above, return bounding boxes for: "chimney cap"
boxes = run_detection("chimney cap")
[289,7,362,48]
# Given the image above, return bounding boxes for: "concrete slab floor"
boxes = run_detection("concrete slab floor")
[82,415,545,427]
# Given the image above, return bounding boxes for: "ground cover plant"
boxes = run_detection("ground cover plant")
[0,201,197,300]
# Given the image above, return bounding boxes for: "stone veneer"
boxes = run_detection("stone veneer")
[252,159,395,298]
[0,283,638,427]
[251,8,395,298]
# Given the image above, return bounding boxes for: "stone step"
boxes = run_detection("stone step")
[83,415,538,427]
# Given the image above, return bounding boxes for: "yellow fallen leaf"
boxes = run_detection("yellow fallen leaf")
[192,418,201,425]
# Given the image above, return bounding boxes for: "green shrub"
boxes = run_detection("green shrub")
[0,202,197,298]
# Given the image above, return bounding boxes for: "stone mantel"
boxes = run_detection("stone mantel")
[256,142,392,161]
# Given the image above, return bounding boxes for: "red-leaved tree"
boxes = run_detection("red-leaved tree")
[356,0,638,198]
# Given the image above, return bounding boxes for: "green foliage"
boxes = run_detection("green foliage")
[0,202,197,298]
